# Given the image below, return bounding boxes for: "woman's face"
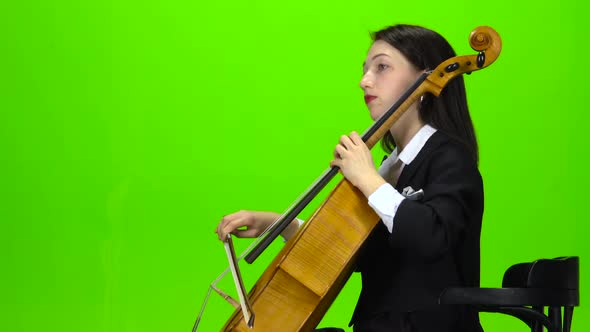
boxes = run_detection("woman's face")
[360,40,423,121]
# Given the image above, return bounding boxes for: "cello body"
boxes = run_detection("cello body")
[223,180,379,331]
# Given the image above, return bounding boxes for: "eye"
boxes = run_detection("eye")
[377,63,389,71]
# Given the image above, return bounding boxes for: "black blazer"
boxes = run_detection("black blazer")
[350,130,484,331]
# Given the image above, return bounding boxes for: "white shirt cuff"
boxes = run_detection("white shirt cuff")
[282,218,304,242]
[295,218,304,227]
[368,183,405,233]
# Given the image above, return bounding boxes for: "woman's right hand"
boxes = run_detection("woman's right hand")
[216,210,302,242]
[216,210,280,241]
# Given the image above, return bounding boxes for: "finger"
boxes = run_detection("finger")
[217,213,235,234]
[221,219,242,238]
[217,227,226,241]
[330,159,341,168]
[218,222,230,241]
[217,214,239,240]
[333,145,340,159]
[223,215,255,238]
[339,135,354,150]
[216,216,229,239]
[233,228,260,238]
[220,224,235,241]
[350,131,363,145]
[335,144,347,158]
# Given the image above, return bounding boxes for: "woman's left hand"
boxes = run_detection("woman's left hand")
[330,131,386,197]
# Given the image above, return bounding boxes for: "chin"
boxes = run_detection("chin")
[369,108,385,121]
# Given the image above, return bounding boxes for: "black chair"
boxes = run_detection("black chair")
[439,256,579,332]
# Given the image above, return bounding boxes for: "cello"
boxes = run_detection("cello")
[220,26,502,331]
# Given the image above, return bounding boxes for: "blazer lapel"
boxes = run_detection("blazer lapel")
[395,131,447,190]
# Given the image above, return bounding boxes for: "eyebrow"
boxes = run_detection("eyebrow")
[362,53,390,68]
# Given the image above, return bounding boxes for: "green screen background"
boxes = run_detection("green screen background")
[1,0,587,331]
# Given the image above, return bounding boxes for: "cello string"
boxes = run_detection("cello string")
[231,87,411,263]
[233,166,335,262]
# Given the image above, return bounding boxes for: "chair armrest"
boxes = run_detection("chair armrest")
[439,287,578,306]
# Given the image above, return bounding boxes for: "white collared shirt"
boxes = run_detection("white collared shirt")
[368,124,437,233]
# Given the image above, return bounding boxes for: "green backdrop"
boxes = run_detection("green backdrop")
[1,0,587,331]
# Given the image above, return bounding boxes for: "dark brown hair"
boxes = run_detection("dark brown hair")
[373,24,478,163]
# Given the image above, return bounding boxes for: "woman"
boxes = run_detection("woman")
[216,24,484,332]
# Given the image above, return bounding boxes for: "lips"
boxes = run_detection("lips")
[364,95,377,104]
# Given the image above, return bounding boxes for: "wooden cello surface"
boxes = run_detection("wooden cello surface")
[225,180,379,331]
[222,26,502,332]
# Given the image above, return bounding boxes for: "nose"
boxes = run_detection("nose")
[359,72,373,90]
